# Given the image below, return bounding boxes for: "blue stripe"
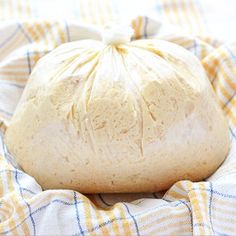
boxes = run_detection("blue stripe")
[191,187,236,200]
[123,203,140,236]
[225,46,236,64]
[33,199,84,215]
[179,200,193,231]
[21,188,37,195]
[0,27,19,49]
[185,43,223,85]
[143,17,148,38]
[209,182,214,235]
[193,223,229,236]
[0,80,25,88]
[2,198,84,235]
[65,21,71,42]
[223,91,236,108]
[17,23,33,43]
[0,198,198,235]
[229,127,236,139]
[0,169,24,175]
[156,2,162,13]
[1,183,236,236]
[15,170,36,236]
[194,39,198,57]
[82,201,185,234]
[193,222,211,230]
[51,199,78,206]
[85,216,123,233]
[0,169,38,195]
[74,191,84,236]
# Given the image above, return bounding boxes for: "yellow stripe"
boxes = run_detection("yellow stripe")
[13,194,31,235]
[199,182,209,218]
[168,0,178,24]
[104,0,114,23]
[24,22,41,65]
[224,97,236,116]
[162,0,178,25]
[169,37,193,48]
[146,219,190,235]
[213,220,236,233]
[200,36,215,46]
[202,57,220,82]
[139,205,187,231]
[188,0,204,34]
[87,198,131,235]
[34,23,46,42]
[0,193,30,235]
[207,49,236,91]
[26,0,31,17]
[175,181,188,192]
[0,70,27,76]
[0,158,13,170]
[0,202,13,215]
[8,0,14,18]
[105,206,122,235]
[0,77,27,83]
[78,0,86,23]
[55,22,66,44]
[35,22,48,46]
[117,204,132,235]
[199,42,207,60]
[141,211,190,233]
[0,157,5,197]
[0,67,28,75]
[25,21,48,52]
[215,197,236,209]
[166,188,187,200]
[44,21,58,48]
[17,0,22,17]
[148,222,192,236]
[87,0,97,25]
[27,191,75,209]
[88,195,110,236]
[0,200,9,234]
[0,0,4,19]
[220,65,236,91]
[212,205,236,217]
[131,20,136,38]
[6,173,18,236]
[137,16,143,39]
[94,210,110,236]
[187,182,206,235]
[0,30,26,61]
[1,60,28,68]
[132,16,143,39]
[83,202,94,235]
[178,0,194,33]
[0,78,26,85]
[96,0,105,25]
[214,76,233,103]
[224,105,236,126]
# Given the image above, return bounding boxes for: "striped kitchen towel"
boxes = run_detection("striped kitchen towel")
[0,0,236,235]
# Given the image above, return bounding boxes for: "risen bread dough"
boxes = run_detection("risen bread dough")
[5,37,230,193]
